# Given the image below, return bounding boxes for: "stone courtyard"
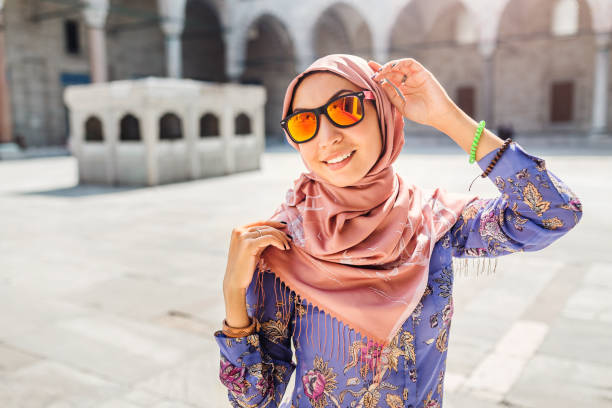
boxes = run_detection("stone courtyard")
[0,139,611,407]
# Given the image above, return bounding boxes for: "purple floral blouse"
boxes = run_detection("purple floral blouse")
[214,142,583,408]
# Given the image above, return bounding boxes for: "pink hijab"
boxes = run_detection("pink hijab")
[257,54,478,362]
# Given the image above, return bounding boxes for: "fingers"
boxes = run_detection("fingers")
[247,225,292,250]
[367,60,382,73]
[381,79,406,106]
[252,231,290,252]
[243,220,288,229]
[372,58,420,83]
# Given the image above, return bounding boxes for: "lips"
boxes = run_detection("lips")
[322,149,356,164]
[323,150,356,170]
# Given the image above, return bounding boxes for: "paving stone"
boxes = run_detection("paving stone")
[539,317,612,366]
[0,287,90,341]
[98,389,166,407]
[0,360,121,408]
[0,149,608,407]
[63,277,210,320]
[0,343,40,373]
[135,352,228,407]
[3,314,210,385]
[520,262,586,324]
[506,354,612,408]
[445,392,506,408]
[562,286,612,322]
[584,262,612,289]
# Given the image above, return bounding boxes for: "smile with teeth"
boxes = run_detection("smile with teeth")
[325,150,355,164]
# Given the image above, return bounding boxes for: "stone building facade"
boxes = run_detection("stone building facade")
[0,0,611,150]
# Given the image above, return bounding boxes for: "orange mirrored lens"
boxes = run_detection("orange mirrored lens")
[327,95,363,126]
[287,111,317,142]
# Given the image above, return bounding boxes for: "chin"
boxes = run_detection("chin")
[323,171,364,187]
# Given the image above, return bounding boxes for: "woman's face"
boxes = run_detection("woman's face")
[291,72,382,187]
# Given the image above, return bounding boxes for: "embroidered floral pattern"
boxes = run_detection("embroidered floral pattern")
[542,216,564,230]
[302,356,338,408]
[219,357,250,395]
[523,182,551,216]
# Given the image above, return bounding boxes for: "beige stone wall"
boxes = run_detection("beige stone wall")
[106,0,165,81]
[2,0,611,148]
[495,0,595,135]
[4,0,90,147]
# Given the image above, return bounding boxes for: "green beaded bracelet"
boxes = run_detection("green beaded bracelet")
[469,120,486,164]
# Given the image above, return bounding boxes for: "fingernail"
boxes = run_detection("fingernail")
[280,221,287,224]
[377,67,382,72]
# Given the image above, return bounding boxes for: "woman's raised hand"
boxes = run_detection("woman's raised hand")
[368,58,457,130]
[223,220,291,293]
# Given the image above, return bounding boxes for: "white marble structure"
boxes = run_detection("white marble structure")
[63,78,265,186]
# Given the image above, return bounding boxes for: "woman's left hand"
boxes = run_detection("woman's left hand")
[368,58,457,130]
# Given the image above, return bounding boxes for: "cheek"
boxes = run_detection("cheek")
[299,146,320,169]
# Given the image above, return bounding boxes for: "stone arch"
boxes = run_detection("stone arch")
[496,0,594,134]
[159,112,183,140]
[182,0,226,82]
[200,112,220,137]
[389,0,429,60]
[241,14,296,140]
[235,112,252,136]
[106,0,165,80]
[390,1,482,125]
[552,0,580,36]
[312,2,373,60]
[119,113,141,141]
[85,116,104,142]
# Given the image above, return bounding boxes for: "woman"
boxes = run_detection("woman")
[215,54,582,408]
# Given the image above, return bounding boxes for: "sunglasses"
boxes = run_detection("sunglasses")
[280,90,375,143]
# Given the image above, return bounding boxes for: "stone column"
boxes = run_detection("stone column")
[221,92,235,174]
[478,40,496,129]
[292,24,315,72]
[142,109,159,186]
[224,26,245,82]
[82,0,109,83]
[0,2,14,150]
[157,0,186,78]
[372,25,389,65]
[591,32,611,138]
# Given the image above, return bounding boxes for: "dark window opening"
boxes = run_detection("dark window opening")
[64,20,80,55]
[550,81,574,122]
[200,113,220,137]
[159,113,183,140]
[235,113,251,136]
[120,114,141,141]
[85,116,103,142]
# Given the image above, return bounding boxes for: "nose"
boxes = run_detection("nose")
[317,114,343,148]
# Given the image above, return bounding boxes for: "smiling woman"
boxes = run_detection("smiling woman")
[215,54,583,408]
[288,73,382,187]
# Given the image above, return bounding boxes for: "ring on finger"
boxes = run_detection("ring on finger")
[255,229,263,238]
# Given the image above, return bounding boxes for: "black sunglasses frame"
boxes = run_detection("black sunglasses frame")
[280,91,375,144]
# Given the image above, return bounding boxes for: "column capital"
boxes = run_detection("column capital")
[595,32,612,50]
[478,39,496,58]
[157,0,187,37]
[82,0,109,29]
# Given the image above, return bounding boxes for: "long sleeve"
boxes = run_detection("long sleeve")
[451,141,583,258]
[214,269,296,407]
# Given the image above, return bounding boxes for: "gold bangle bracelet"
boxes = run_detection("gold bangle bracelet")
[222,316,259,338]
